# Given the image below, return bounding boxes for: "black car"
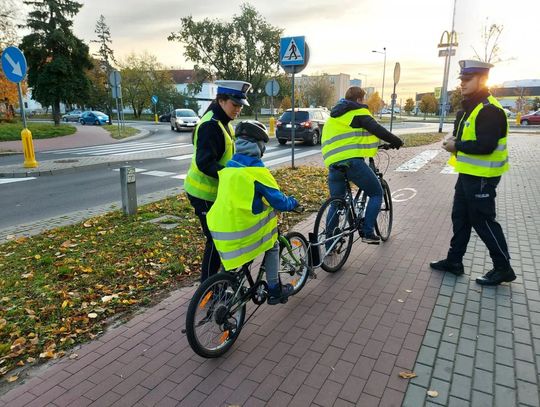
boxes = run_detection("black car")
[275,108,329,146]
[158,112,171,122]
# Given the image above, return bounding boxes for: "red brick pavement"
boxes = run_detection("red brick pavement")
[0,125,117,153]
[0,144,458,406]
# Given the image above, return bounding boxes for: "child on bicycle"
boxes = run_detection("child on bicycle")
[207,120,299,305]
[321,86,403,244]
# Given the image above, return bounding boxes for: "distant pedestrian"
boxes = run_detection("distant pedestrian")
[184,80,251,282]
[430,60,515,286]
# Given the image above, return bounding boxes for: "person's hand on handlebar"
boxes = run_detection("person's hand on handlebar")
[293,205,305,213]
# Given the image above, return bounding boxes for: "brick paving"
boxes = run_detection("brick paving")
[0,134,539,406]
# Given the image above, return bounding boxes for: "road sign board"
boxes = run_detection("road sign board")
[280,36,305,67]
[112,85,122,99]
[151,95,158,104]
[438,49,456,57]
[109,70,121,86]
[1,46,27,83]
[265,79,280,97]
[393,62,401,85]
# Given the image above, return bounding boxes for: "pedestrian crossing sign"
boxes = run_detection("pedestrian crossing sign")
[280,36,305,66]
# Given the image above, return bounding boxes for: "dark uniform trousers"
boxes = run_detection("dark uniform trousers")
[447,173,511,269]
[187,194,222,282]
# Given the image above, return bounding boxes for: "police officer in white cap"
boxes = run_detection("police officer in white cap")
[430,60,515,286]
[184,79,252,282]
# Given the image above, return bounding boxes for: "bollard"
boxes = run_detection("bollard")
[516,112,521,126]
[120,166,137,215]
[269,116,276,137]
[21,128,38,168]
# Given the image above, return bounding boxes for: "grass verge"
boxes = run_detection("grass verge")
[0,166,328,382]
[0,123,76,142]
[102,125,141,140]
[400,132,444,147]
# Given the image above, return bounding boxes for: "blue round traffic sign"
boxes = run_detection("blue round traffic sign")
[1,46,27,83]
[151,95,158,104]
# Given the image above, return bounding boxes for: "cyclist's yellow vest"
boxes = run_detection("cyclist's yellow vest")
[183,111,235,201]
[321,108,379,168]
[448,95,509,177]
[207,167,279,271]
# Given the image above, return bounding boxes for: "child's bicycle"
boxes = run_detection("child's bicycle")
[185,209,312,358]
[309,144,395,272]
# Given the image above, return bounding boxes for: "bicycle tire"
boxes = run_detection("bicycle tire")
[313,197,354,273]
[279,231,311,295]
[375,179,393,241]
[185,272,246,358]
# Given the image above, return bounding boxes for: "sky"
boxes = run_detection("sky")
[13,0,540,102]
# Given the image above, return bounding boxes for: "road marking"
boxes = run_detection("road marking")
[171,174,187,180]
[0,177,36,184]
[440,164,457,174]
[167,154,193,161]
[44,142,190,156]
[142,170,177,177]
[264,150,320,166]
[391,188,417,202]
[395,150,440,172]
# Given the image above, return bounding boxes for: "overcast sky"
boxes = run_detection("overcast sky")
[15,0,540,101]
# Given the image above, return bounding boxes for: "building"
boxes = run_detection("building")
[169,69,216,116]
[295,73,351,107]
[490,79,540,110]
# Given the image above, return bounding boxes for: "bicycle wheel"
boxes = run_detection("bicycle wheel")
[279,231,311,295]
[375,179,393,241]
[185,272,246,358]
[313,197,354,273]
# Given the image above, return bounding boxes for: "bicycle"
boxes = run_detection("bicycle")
[311,144,395,273]
[185,218,311,358]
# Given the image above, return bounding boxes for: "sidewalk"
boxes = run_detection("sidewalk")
[0,135,539,406]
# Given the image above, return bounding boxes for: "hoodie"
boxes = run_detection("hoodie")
[330,98,403,147]
[225,139,298,214]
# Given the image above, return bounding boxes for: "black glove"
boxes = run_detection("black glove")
[391,138,404,150]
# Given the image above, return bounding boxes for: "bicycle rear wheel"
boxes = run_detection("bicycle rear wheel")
[375,179,393,241]
[313,197,354,273]
[279,231,311,295]
[185,273,246,358]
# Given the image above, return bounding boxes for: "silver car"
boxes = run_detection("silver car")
[170,109,199,132]
[62,110,83,122]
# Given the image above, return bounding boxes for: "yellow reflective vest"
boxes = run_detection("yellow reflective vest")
[321,108,379,168]
[183,111,235,201]
[207,166,279,271]
[449,95,509,177]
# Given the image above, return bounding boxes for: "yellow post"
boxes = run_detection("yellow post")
[269,116,276,137]
[516,112,521,126]
[21,128,38,168]
[154,114,158,123]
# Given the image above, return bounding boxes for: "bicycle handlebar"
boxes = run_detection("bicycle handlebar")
[293,205,305,213]
[378,144,394,150]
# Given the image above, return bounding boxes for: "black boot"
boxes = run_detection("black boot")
[430,259,464,276]
[476,266,516,286]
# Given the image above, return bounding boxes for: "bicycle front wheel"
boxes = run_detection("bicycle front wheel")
[185,272,246,358]
[313,197,354,273]
[375,179,393,241]
[279,231,311,295]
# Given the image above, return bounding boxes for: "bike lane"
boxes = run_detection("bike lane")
[1,135,539,406]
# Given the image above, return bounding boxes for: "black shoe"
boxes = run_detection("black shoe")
[430,259,464,276]
[476,266,516,286]
[268,284,294,305]
[362,233,381,245]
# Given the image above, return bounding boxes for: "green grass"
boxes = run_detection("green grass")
[102,125,140,140]
[400,132,444,147]
[0,123,76,141]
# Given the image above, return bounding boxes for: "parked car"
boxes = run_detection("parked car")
[275,108,329,146]
[520,110,540,125]
[159,112,171,123]
[502,108,515,118]
[62,110,83,122]
[170,108,199,132]
[79,111,109,125]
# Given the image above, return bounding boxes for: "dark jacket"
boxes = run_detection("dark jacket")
[195,102,233,179]
[454,90,507,155]
[330,99,403,147]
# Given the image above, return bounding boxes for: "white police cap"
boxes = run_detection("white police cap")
[215,80,252,106]
[458,60,493,78]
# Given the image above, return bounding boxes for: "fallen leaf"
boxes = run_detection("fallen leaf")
[6,376,18,382]
[34,254,41,260]
[0,319,6,329]
[397,299,404,303]
[399,371,417,379]
[88,313,98,319]
[26,357,36,363]
[448,333,454,337]
[405,289,412,293]
[69,354,79,360]
[427,390,439,397]
[83,222,93,228]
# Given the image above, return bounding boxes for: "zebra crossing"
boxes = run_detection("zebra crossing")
[43,142,190,156]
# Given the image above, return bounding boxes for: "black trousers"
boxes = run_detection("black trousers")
[447,173,510,269]
[187,194,221,282]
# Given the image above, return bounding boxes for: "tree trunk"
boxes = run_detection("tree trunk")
[52,101,61,125]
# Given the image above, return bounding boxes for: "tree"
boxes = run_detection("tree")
[472,20,503,64]
[420,94,438,118]
[532,97,540,111]
[168,3,283,97]
[305,74,335,108]
[117,52,176,118]
[366,92,383,115]
[449,87,463,113]
[20,0,93,125]
[0,0,22,120]
[404,98,415,115]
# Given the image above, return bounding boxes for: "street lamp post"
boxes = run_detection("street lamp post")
[372,47,387,116]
